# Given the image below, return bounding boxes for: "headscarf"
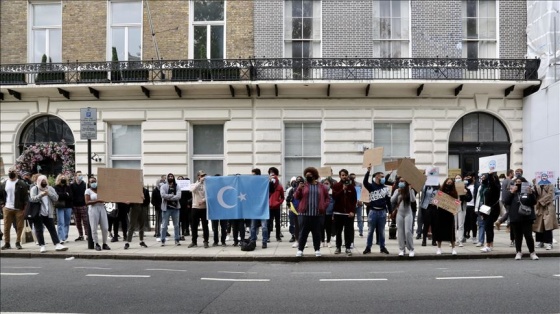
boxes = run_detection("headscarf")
[36,175,49,191]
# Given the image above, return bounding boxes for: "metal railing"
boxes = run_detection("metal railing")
[0,57,541,85]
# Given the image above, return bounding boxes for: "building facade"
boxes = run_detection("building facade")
[0,0,541,183]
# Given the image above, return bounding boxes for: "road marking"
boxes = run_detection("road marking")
[2,266,42,269]
[320,279,388,282]
[436,268,448,270]
[201,277,270,282]
[146,268,187,272]
[86,274,150,278]
[553,274,560,277]
[369,271,404,274]
[291,272,332,274]
[442,270,481,273]
[75,267,112,270]
[218,271,257,274]
[436,276,503,280]
[1,273,39,276]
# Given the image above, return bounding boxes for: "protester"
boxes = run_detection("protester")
[177,176,192,240]
[54,174,73,243]
[124,186,150,249]
[70,171,88,241]
[332,169,357,256]
[267,167,285,242]
[478,172,501,253]
[362,166,391,254]
[250,168,269,249]
[85,176,110,251]
[190,170,210,248]
[454,174,473,247]
[432,178,459,255]
[463,174,477,244]
[390,177,416,257]
[210,174,228,247]
[160,173,182,246]
[419,181,440,247]
[321,178,334,248]
[0,167,28,250]
[285,176,298,243]
[151,177,163,239]
[349,173,364,237]
[29,175,68,252]
[533,182,558,250]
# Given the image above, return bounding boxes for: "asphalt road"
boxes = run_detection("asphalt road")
[1,257,559,313]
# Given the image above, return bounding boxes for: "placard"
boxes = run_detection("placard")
[363,147,384,167]
[360,186,370,202]
[97,168,144,203]
[455,182,466,196]
[396,158,426,192]
[478,154,507,173]
[385,158,416,171]
[448,168,462,178]
[425,167,440,186]
[318,166,333,178]
[176,179,191,191]
[431,191,460,215]
[535,171,554,185]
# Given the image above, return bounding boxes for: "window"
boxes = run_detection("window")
[462,0,497,59]
[109,0,142,61]
[373,123,410,172]
[284,0,321,78]
[30,2,62,63]
[110,124,141,169]
[190,0,225,59]
[449,113,509,143]
[192,124,224,176]
[284,122,321,181]
[373,0,410,58]
[19,115,74,153]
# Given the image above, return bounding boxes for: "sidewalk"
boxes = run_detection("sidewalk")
[1,222,559,261]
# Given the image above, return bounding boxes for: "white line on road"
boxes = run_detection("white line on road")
[291,272,332,274]
[442,270,481,273]
[436,268,449,270]
[320,279,388,282]
[368,271,404,274]
[1,273,39,276]
[553,275,560,277]
[201,277,270,282]
[146,269,187,272]
[436,276,503,280]
[2,266,42,269]
[86,274,150,278]
[218,271,258,274]
[74,267,112,270]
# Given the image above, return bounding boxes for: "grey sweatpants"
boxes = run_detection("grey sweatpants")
[89,205,108,245]
[126,204,147,242]
[397,213,414,252]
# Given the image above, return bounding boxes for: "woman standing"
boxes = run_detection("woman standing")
[454,174,473,247]
[85,177,110,251]
[54,174,73,243]
[533,183,558,250]
[503,176,538,260]
[321,178,335,248]
[478,172,501,253]
[294,167,330,257]
[29,175,68,253]
[390,177,416,257]
[433,178,459,255]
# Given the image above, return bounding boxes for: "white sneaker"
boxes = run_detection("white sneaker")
[225,236,230,242]
[458,242,464,247]
[40,245,46,253]
[408,250,415,257]
[292,242,298,248]
[436,248,442,255]
[515,252,522,260]
[327,242,332,248]
[530,252,539,260]
[296,250,303,257]
[472,238,477,244]
[545,243,552,250]
[350,243,354,249]
[536,242,543,248]
[452,249,457,255]
[553,238,558,244]
[475,242,482,247]
[480,246,492,253]
[55,243,68,251]
[398,250,404,256]
[156,237,161,242]
[315,250,321,257]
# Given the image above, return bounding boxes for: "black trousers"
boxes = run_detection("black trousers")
[483,207,500,243]
[180,208,190,236]
[267,209,281,240]
[322,214,333,243]
[231,219,245,245]
[212,220,227,244]
[464,206,477,238]
[33,215,60,246]
[154,208,162,236]
[334,214,354,249]
[511,221,535,253]
[421,205,436,241]
[298,215,322,251]
[190,208,209,244]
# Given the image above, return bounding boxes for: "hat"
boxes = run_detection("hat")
[197,170,206,177]
[290,176,297,183]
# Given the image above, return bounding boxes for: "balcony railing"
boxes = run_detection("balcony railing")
[0,58,540,85]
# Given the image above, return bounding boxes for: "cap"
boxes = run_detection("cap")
[197,170,206,177]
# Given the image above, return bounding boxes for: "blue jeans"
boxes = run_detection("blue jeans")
[56,207,72,241]
[250,219,269,244]
[356,205,363,235]
[366,210,387,249]
[161,209,180,243]
[477,214,486,244]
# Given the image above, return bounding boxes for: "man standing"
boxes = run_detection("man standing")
[0,168,29,249]
[250,168,269,249]
[349,173,364,237]
[332,169,357,256]
[267,167,285,243]
[189,170,210,248]
[362,166,391,254]
[71,171,89,242]
[495,169,514,231]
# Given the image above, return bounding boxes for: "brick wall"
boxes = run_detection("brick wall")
[322,0,373,58]
[142,0,189,60]
[62,1,106,62]
[0,0,27,64]
[254,0,283,58]
[226,0,254,59]
[499,1,527,59]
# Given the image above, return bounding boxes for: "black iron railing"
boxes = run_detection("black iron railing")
[0,57,540,85]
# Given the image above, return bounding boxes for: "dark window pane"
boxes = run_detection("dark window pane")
[302,41,310,58]
[479,113,494,142]
[302,18,312,39]
[34,116,50,142]
[302,0,313,17]
[292,0,302,17]
[292,41,303,58]
[292,18,302,39]
[193,0,224,21]
[463,113,478,142]
[20,116,75,145]
[210,25,223,59]
[494,119,508,141]
[380,18,391,39]
[194,26,207,59]
[450,119,463,142]
[467,18,477,38]
[466,0,477,18]
[467,41,478,59]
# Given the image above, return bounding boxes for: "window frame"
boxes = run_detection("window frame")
[28,1,62,63]
[372,0,411,58]
[283,121,322,181]
[106,0,143,62]
[108,123,142,169]
[190,122,225,177]
[188,0,227,59]
[461,0,499,59]
[372,121,411,172]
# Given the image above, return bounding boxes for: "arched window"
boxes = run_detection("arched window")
[449,112,509,143]
[20,115,74,153]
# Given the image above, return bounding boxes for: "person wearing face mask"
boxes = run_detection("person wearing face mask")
[454,174,472,247]
[54,174,73,244]
[332,169,357,256]
[419,181,440,247]
[432,178,460,255]
[85,177,110,251]
[285,176,299,243]
[151,177,164,239]
[462,174,478,244]
[477,172,501,253]
[320,178,335,248]
[190,170,210,248]
[533,179,558,250]
[391,177,417,257]
[362,165,392,255]
[71,171,89,242]
[0,168,29,250]
[160,173,182,247]
[267,167,285,244]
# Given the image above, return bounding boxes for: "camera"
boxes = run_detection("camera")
[344,179,353,185]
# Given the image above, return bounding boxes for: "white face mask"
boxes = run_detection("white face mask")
[271,178,276,184]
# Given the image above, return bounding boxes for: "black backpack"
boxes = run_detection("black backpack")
[240,239,256,252]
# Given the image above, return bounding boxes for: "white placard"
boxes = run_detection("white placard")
[176,179,191,191]
[425,167,440,186]
[478,154,507,173]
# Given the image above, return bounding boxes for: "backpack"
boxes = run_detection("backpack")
[240,239,256,252]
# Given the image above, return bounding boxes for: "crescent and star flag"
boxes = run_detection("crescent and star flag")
[205,175,270,220]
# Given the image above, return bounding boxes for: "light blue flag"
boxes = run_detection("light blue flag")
[205,175,270,220]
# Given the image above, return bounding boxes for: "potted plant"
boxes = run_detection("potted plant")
[36,54,65,84]
[0,71,26,85]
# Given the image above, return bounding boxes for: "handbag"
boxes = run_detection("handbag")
[518,197,532,216]
[479,204,492,215]
[54,200,65,208]
[21,220,34,244]
[24,201,42,219]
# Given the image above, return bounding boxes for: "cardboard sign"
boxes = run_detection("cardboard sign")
[431,191,460,215]
[397,158,426,192]
[425,167,440,186]
[318,166,333,178]
[363,147,384,167]
[385,158,416,171]
[360,186,370,202]
[455,182,466,196]
[479,154,507,173]
[97,168,144,203]
[176,179,191,191]
[448,168,462,178]
[535,171,555,185]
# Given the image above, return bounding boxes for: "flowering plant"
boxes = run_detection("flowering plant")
[15,140,75,177]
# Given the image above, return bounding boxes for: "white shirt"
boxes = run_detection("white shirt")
[4,179,17,209]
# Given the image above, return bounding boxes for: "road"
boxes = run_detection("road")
[1,257,559,313]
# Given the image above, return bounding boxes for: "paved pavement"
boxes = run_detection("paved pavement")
[1,221,559,261]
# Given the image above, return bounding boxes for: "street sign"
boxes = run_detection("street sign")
[80,107,97,140]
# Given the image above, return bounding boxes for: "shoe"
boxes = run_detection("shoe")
[55,243,68,251]
[233,242,238,247]
[40,245,46,253]
[140,242,148,248]
[289,236,296,243]
[472,238,477,244]
[315,250,321,257]
[530,252,539,260]
[475,242,482,247]
[75,236,84,241]
[545,243,552,250]
[398,250,404,256]
[277,238,282,242]
[350,243,355,249]
[262,243,267,249]
[461,238,467,243]
[436,248,442,255]
[292,242,298,248]
[102,244,111,250]
[221,243,227,247]
[380,247,389,254]
[124,243,130,250]
[175,241,181,246]
[515,252,522,260]
[226,235,230,241]
[415,234,421,240]
[421,240,426,247]
[346,249,352,256]
[111,237,118,243]
[60,240,64,244]
[212,242,219,247]
[334,248,341,254]
[480,246,492,253]
[188,243,197,248]
[203,242,209,248]
[267,239,270,243]
[327,242,332,248]
[363,248,371,254]
[409,250,415,257]
[280,233,284,238]
[458,242,464,247]
[156,238,162,242]
[494,221,501,230]
[1,243,11,250]
[15,242,22,250]
[431,241,437,246]
[510,241,514,247]
[95,243,101,251]
[296,250,303,257]
[452,249,457,255]
[359,233,363,237]
[166,232,171,237]
[536,242,544,248]
[179,236,185,241]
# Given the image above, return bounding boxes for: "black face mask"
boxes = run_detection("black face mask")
[8,172,16,179]
[306,176,313,183]
[41,183,47,188]
[61,179,67,185]
[516,184,522,191]
[482,179,489,185]
[168,178,174,183]
[291,182,297,188]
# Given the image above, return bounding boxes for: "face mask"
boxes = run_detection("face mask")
[90,182,97,189]
[61,179,67,185]
[271,178,276,184]
[398,182,405,189]
[380,178,386,185]
[306,176,313,183]
[77,176,83,182]
[291,182,297,188]
[455,179,461,183]
[41,183,47,188]
[168,178,174,183]
[8,172,16,179]
[464,180,469,185]
[516,183,522,191]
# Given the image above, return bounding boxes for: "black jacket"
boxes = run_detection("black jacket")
[70,181,87,206]
[503,191,536,223]
[151,186,162,211]
[0,179,29,210]
[54,184,73,208]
